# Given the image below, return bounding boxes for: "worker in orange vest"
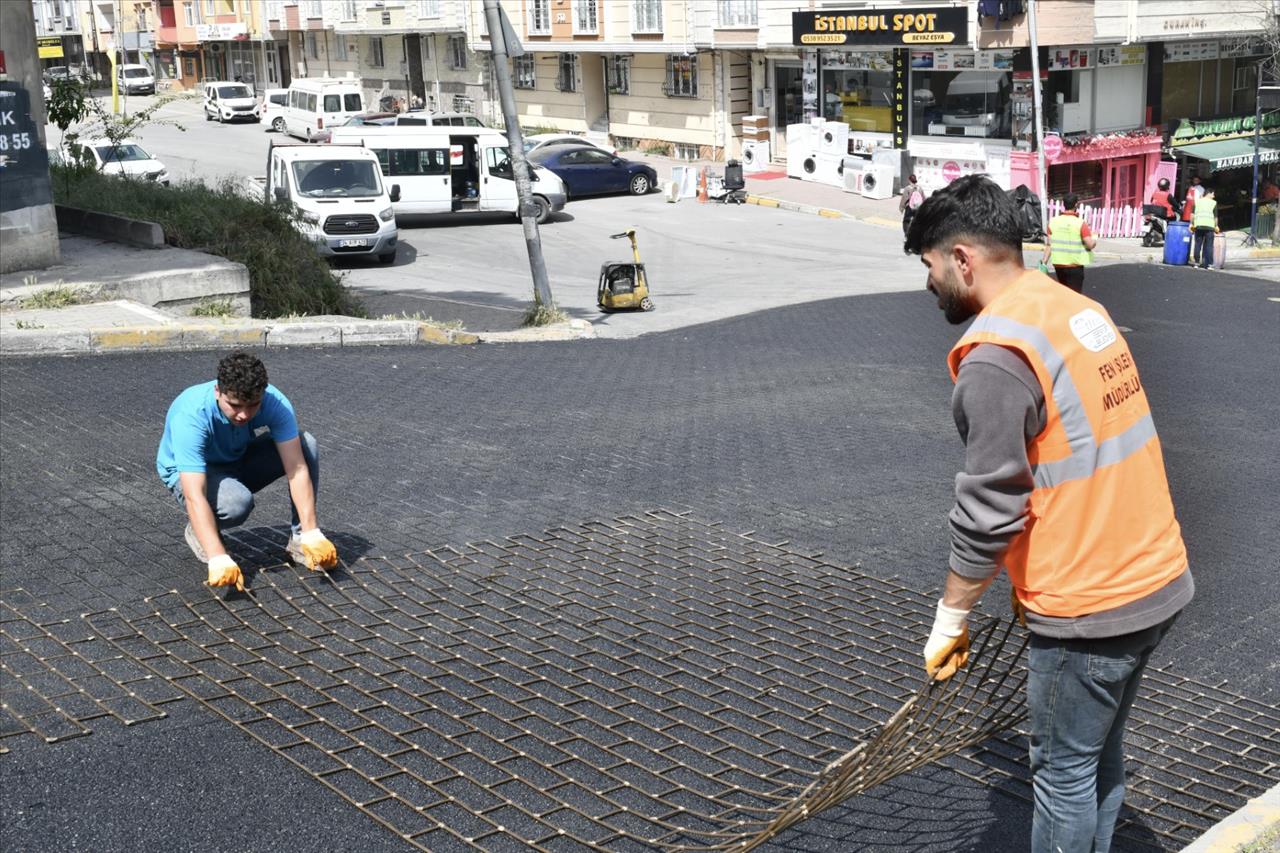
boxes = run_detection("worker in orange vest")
[904,175,1193,853]
[1181,174,1203,223]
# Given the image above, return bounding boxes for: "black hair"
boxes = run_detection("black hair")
[903,174,1022,258]
[1063,193,1080,211]
[216,351,268,401]
[1158,178,1169,190]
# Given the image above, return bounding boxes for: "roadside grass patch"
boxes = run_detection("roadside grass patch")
[51,167,365,319]
[13,320,46,330]
[379,311,465,330]
[20,282,91,309]
[189,298,237,318]
[522,303,568,327]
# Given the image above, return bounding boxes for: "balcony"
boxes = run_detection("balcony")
[157,25,179,44]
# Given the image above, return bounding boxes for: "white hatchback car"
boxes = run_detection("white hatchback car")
[55,137,170,184]
[204,81,262,123]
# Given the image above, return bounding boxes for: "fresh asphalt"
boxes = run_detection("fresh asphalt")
[2,263,1277,852]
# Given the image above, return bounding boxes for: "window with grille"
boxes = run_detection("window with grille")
[633,0,661,33]
[368,36,384,68]
[573,0,598,34]
[448,35,466,70]
[514,54,536,89]
[529,0,551,35]
[607,55,630,95]
[419,0,441,17]
[718,0,757,27]
[557,53,577,92]
[665,54,697,98]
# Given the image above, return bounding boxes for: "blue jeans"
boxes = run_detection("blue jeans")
[170,431,319,536]
[1027,614,1178,853]
[1193,227,1215,267]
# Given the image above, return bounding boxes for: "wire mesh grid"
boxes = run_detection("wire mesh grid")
[3,510,1278,850]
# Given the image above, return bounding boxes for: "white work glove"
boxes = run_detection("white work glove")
[923,599,970,681]
[206,554,246,592]
[294,528,338,571]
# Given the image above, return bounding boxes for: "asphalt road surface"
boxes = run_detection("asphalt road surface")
[2,260,1277,852]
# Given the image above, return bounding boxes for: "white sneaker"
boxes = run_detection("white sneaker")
[184,523,208,563]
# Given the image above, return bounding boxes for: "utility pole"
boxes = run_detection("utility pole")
[482,0,554,312]
[1028,0,1048,235]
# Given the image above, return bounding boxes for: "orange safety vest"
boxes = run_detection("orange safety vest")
[947,270,1188,618]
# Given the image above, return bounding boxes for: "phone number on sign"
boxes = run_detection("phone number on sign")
[0,132,34,152]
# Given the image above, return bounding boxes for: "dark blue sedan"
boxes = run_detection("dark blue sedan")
[527,145,657,199]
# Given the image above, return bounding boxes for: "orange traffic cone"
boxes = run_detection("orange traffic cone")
[697,167,708,203]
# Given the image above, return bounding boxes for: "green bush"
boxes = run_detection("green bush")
[51,168,365,318]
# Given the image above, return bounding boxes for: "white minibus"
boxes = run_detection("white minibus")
[283,78,365,142]
[327,127,566,224]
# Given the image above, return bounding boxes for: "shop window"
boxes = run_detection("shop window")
[514,54,536,89]
[665,54,697,98]
[822,52,893,132]
[1047,161,1103,207]
[607,55,630,95]
[911,69,1012,140]
[557,53,577,93]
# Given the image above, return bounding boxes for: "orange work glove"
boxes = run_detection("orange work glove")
[294,528,338,571]
[206,554,246,592]
[923,600,970,681]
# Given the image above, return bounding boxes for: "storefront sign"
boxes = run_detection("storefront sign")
[1096,46,1145,67]
[915,155,984,192]
[941,161,962,181]
[1165,40,1218,62]
[909,49,1013,71]
[892,48,907,149]
[1042,134,1063,162]
[793,7,968,47]
[1215,148,1279,169]
[1220,38,1265,59]
[1048,47,1093,71]
[37,37,63,59]
[1172,112,1280,143]
[196,22,248,41]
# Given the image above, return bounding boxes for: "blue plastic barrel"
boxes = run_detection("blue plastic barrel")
[1164,220,1192,265]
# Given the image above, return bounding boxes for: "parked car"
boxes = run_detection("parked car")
[43,65,90,84]
[204,81,261,123]
[116,63,156,95]
[311,111,398,144]
[527,145,657,198]
[261,88,289,132]
[52,137,169,185]
[523,133,618,158]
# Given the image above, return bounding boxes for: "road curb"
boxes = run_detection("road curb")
[1180,781,1280,852]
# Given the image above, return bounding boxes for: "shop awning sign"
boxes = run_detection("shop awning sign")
[1178,136,1280,172]
[793,7,968,47]
[37,37,63,59]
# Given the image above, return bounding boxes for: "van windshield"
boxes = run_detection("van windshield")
[292,159,383,198]
[124,68,151,79]
[217,84,252,99]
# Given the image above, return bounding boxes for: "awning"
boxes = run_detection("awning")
[1176,135,1280,172]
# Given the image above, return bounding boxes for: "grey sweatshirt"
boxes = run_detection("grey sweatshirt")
[950,343,1192,639]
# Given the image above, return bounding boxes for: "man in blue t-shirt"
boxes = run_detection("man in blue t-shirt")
[157,351,338,591]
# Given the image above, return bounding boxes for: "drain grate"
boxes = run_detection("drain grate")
[4,511,1278,851]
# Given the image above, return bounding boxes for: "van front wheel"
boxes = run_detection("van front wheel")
[522,196,551,225]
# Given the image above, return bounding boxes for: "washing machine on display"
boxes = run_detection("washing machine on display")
[742,139,770,173]
[842,156,867,194]
[786,127,817,180]
[860,164,895,200]
[819,121,850,157]
[814,153,845,188]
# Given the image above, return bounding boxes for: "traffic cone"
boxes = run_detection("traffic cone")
[697,167,708,203]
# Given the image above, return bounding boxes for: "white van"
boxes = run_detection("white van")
[204,80,261,123]
[327,126,567,223]
[246,142,399,264]
[116,63,155,95]
[284,78,365,142]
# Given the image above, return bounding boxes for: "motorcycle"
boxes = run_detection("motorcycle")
[1141,204,1169,247]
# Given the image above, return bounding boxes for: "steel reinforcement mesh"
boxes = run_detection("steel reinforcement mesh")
[2,510,1278,851]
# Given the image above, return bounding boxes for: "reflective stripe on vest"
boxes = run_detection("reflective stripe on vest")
[1193,196,1217,229]
[947,271,1187,617]
[1048,213,1091,266]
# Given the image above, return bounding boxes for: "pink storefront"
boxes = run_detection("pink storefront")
[1010,128,1171,212]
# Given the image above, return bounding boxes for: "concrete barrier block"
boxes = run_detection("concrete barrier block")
[338,320,418,346]
[265,323,342,347]
[0,328,91,355]
[56,205,165,249]
[179,324,267,350]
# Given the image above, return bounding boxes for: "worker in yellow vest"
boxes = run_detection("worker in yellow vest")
[1040,193,1098,293]
[904,175,1192,853]
[1191,187,1219,269]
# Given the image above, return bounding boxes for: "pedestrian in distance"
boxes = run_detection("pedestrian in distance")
[899,173,924,237]
[1041,192,1097,293]
[904,175,1194,853]
[1181,174,1203,223]
[1191,187,1219,270]
[156,351,339,591]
